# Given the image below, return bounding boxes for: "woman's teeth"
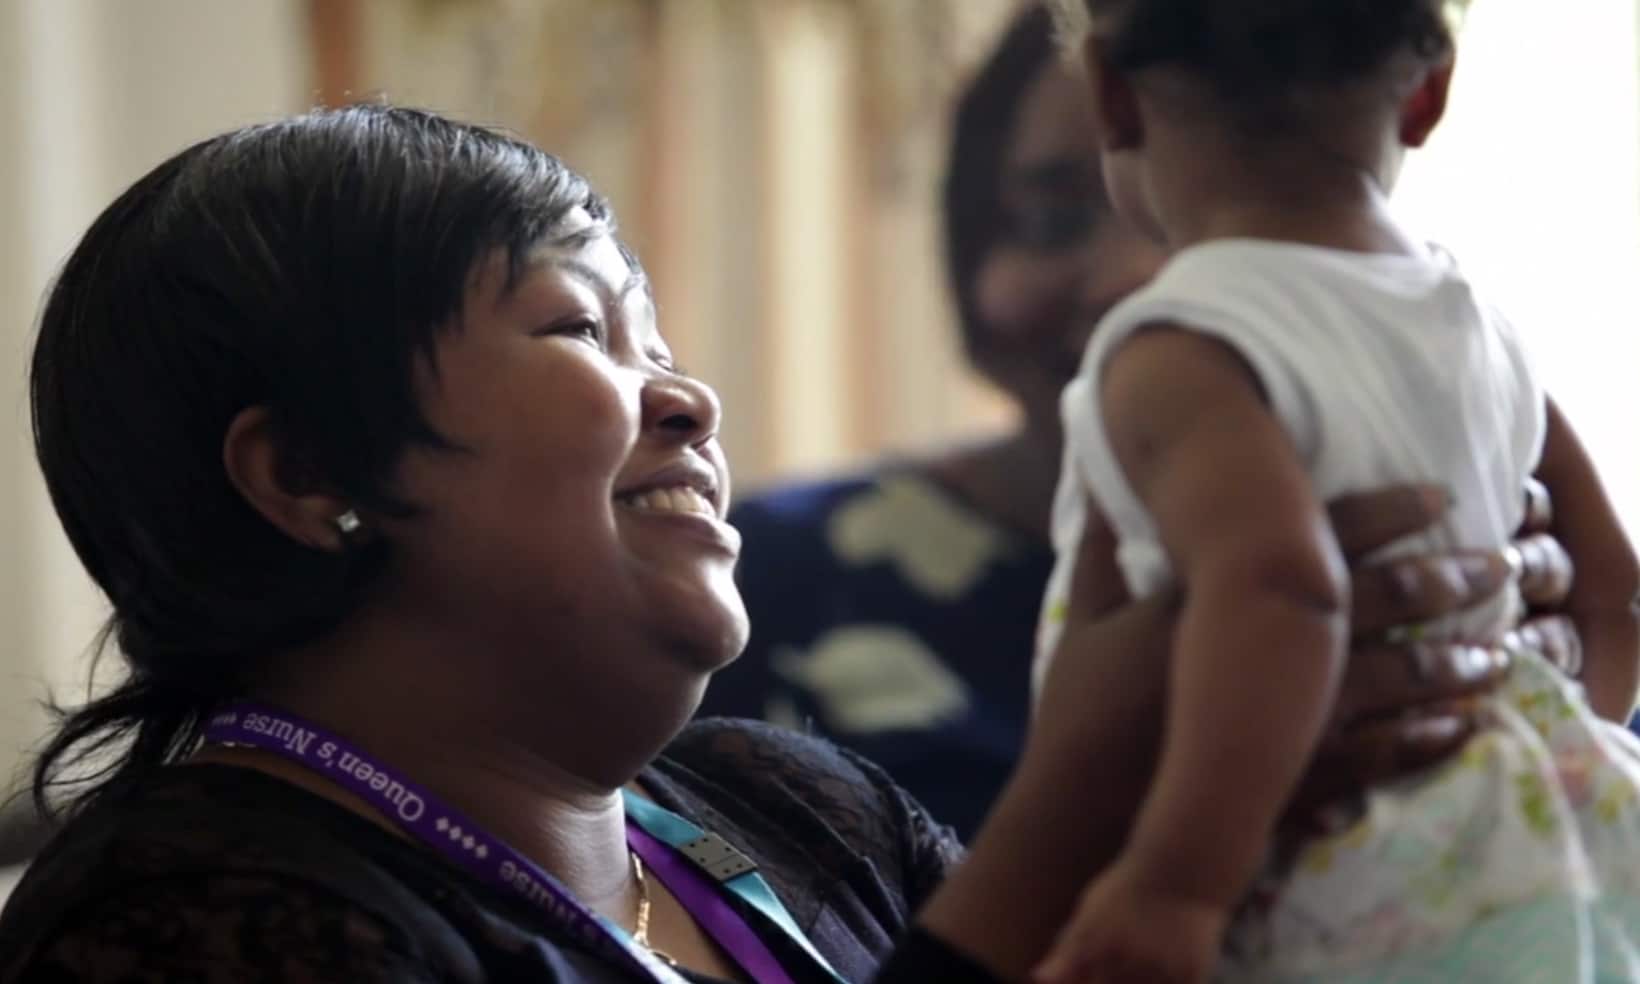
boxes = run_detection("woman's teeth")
[620,486,715,517]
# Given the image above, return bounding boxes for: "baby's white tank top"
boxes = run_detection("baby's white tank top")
[1033,239,1545,697]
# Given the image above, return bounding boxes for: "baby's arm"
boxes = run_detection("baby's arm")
[1102,326,1349,907]
[1534,397,1640,721]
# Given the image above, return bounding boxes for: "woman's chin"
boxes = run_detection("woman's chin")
[646,578,749,673]
[681,606,751,673]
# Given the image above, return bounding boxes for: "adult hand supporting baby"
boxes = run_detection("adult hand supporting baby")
[915,482,1534,983]
[1507,477,1581,675]
[1291,479,1578,826]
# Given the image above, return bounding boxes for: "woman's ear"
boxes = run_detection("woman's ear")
[223,406,356,552]
[1083,37,1144,151]
[1400,56,1456,148]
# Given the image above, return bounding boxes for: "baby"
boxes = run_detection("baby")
[1031,1,1640,981]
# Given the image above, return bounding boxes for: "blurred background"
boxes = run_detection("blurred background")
[1,0,1638,810]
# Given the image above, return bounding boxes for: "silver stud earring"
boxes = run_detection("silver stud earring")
[334,509,362,536]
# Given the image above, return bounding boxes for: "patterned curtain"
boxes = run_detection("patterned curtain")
[325,0,1023,486]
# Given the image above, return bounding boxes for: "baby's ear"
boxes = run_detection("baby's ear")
[1399,57,1456,149]
[1083,38,1144,151]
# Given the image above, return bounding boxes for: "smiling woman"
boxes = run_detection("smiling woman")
[3,107,774,982]
[19,107,749,806]
[1,106,913,984]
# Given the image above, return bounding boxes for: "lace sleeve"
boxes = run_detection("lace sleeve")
[663,719,966,911]
[827,742,967,909]
[15,872,438,983]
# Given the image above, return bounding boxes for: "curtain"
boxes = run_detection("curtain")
[0,0,307,804]
[341,0,1022,486]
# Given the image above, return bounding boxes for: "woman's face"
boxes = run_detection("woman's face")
[378,213,748,709]
[971,62,1167,430]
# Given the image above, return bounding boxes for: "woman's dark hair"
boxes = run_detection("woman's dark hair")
[940,5,1060,363]
[1081,0,1457,102]
[29,105,610,817]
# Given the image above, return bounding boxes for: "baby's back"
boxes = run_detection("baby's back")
[1058,239,1543,601]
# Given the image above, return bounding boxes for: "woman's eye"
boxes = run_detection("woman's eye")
[539,318,600,343]
[1008,200,1098,251]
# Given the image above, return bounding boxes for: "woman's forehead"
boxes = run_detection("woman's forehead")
[1007,66,1099,171]
[470,229,644,314]
[531,234,635,291]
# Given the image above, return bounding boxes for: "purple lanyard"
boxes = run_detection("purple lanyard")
[626,822,795,984]
[201,703,809,984]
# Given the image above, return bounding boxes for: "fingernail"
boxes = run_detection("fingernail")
[1460,554,1504,591]
[1391,563,1423,600]
[1460,645,1494,678]
[1420,714,1468,743]
[1425,485,1457,510]
[1419,485,1451,513]
[1406,644,1436,681]
[1502,545,1525,581]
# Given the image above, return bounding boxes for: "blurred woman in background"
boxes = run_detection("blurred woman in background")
[701,8,1156,837]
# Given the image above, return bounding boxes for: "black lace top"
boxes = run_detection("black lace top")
[0,719,996,983]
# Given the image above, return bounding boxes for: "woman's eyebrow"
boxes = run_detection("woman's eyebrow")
[540,255,651,306]
[1009,157,1094,191]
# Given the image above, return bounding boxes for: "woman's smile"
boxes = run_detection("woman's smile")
[615,479,742,557]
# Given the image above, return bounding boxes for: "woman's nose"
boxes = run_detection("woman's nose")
[642,371,722,447]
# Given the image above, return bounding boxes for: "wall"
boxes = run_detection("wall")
[1398,0,1640,537]
[0,0,308,793]
[348,0,1020,488]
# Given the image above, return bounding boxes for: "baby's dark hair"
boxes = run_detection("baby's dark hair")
[1049,0,1461,104]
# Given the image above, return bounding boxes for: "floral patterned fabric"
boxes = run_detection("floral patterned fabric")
[1219,647,1640,982]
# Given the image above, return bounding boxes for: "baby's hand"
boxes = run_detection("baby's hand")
[1033,859,1228,984]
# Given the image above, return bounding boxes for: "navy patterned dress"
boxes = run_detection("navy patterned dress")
[701,471,1053,840]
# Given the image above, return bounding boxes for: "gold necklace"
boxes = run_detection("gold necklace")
[630,850,679,967]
